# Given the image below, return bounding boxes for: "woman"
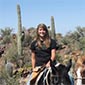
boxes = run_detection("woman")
[28,23,57,85]
[31,23,56,69]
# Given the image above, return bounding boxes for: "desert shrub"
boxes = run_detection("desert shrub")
[0,67,19,85]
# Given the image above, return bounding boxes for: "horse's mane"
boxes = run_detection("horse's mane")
[76,56,85,68]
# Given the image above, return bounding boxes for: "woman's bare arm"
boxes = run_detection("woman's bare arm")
[31,52,36,70]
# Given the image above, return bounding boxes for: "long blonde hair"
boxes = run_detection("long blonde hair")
[36,23,51,48]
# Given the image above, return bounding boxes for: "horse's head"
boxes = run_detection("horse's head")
[53,59,72,85]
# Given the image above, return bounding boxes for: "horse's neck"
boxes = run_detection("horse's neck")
[76,67,82,85]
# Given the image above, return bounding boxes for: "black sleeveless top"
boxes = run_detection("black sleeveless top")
[30,39,56,66]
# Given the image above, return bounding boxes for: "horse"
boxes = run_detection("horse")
[75,56,85,85]
[34,59,72,85]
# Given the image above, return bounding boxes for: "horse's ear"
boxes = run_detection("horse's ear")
[66,59,72,72]
[69,59,72,63]
[56,64,65,71]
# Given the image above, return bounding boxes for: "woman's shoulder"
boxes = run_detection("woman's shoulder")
[50,38,57,49]
[30,40,37,50]
[50,38,56,43]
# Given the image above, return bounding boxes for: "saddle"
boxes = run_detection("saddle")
[30,65,45,85]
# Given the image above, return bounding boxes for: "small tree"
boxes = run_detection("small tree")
[0,27,13,44]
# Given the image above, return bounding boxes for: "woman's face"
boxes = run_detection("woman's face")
[38,27,46,38]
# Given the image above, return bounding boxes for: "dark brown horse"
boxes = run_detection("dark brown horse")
[35,59,72,85]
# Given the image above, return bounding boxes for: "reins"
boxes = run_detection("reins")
[75,77,85,80]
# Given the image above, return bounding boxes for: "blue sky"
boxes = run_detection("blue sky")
[0,0,85,35]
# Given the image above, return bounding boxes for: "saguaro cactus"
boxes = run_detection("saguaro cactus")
[51,16,56,40]
[5,61,13,77]
[17,4,22,56]
[48,26,51,37]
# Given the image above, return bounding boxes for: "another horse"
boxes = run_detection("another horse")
[75,56,85,85]
[35,59,72,85]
